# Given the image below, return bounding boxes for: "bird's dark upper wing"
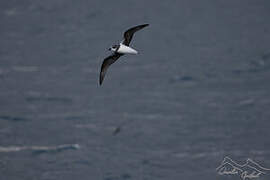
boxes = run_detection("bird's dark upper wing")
[122,24,149,46]
[99,53,123,85]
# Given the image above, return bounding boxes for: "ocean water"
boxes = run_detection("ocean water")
[0,0,270,179]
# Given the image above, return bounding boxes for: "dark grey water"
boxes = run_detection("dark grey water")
[1,0,270,180]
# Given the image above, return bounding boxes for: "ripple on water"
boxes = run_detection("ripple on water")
[0,144,80,155]
[103,173,132,180]
[0,115,28,122]
[233,52,270,75]
[12,66,39,72]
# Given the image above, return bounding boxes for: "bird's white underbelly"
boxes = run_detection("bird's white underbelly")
[117,44,138,54]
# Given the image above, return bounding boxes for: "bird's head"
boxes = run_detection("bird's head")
[108,45,119,52]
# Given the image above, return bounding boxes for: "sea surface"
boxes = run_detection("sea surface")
[0,0,270,180]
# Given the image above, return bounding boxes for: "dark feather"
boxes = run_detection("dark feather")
[99,53,123,85]
[122,24,149,46]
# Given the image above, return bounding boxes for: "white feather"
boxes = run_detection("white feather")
[117,44,138,54]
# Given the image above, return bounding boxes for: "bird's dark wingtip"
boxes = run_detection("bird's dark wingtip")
[99,74,103,85]
[99,79,103,85]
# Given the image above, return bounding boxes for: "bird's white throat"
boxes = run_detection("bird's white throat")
[117,44,138,54]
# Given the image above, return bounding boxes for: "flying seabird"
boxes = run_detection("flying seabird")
[99,24,149,85]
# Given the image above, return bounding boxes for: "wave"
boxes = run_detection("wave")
[25,91,72,103]
[0,115,28,122]
[0,144,80,154]
[12,66,39,72]
[26,96,72,103]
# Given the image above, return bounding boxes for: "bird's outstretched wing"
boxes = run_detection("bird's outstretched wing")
[122,24,149,46]
[99,53,123,85]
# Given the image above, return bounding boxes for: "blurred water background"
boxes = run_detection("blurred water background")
[0,0,270,179]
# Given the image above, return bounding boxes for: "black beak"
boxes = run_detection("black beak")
[108,48,111,51]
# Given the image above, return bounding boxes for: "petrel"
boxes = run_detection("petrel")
[99,24,149,85]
